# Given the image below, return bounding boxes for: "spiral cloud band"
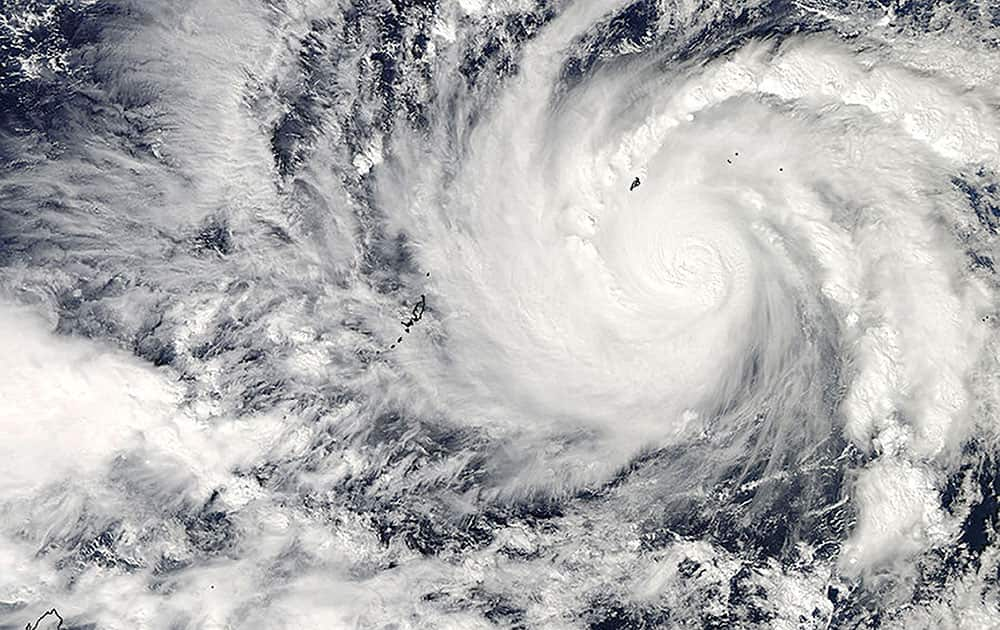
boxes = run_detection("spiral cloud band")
[2,0,1000,628]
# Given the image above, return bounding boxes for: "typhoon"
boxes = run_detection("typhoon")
[2,1,1000,628]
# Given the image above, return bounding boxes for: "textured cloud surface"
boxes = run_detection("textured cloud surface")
[3,1,1000,628]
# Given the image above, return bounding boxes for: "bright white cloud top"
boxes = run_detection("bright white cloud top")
[2,1,1000,628]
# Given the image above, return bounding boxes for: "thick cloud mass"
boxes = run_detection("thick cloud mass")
[3,1,1000,628]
